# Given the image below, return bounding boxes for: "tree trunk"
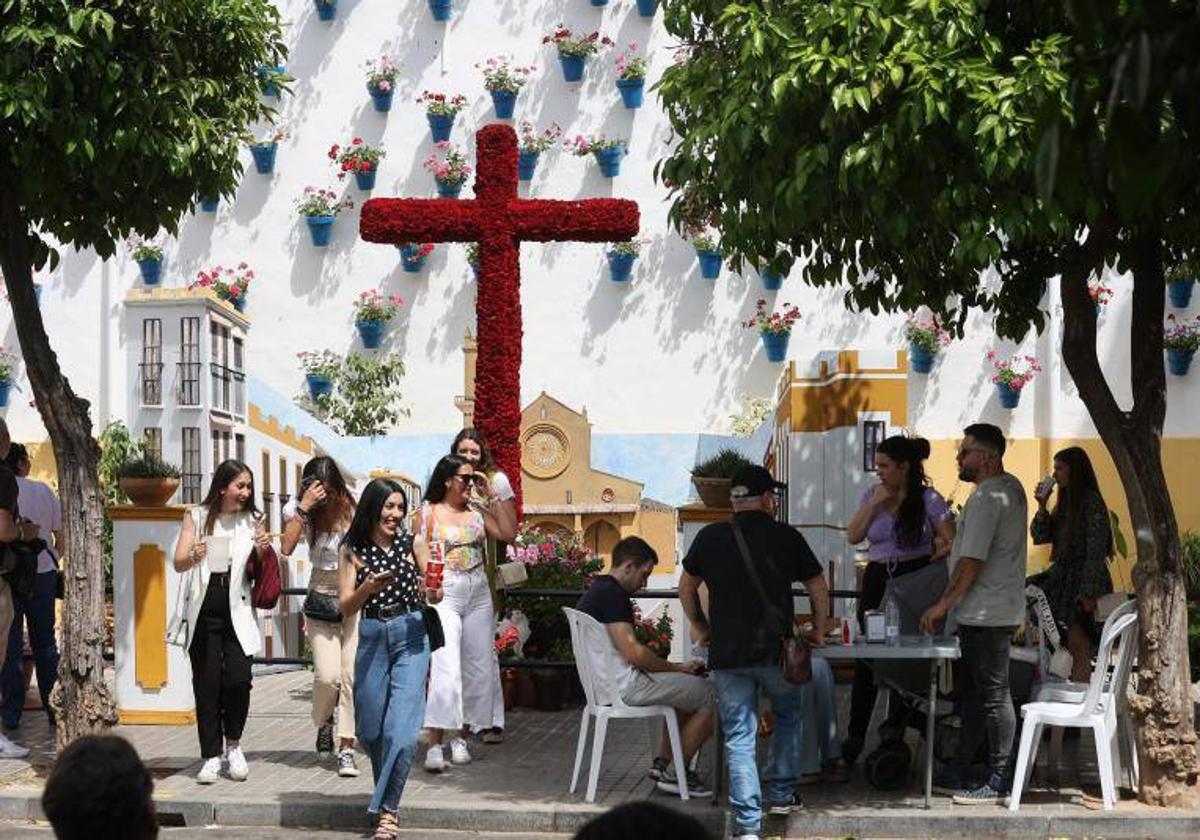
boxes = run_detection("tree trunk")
[0,195,118,747]
[1060,242,1199,806]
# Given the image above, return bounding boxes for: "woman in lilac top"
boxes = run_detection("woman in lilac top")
[842,436,955,764]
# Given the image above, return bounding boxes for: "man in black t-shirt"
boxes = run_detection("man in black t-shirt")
[0,419,35,758]
[576,536,715,798]
[679,465,829,839]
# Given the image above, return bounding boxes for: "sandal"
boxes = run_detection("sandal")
[373,810,399,840]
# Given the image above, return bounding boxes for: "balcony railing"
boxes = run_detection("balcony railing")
[177,361,201,406]
[139,362,164,406]
[210,363,246,419]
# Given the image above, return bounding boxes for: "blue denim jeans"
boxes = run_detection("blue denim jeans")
[712,666,805,835]
[355,612,430,815]
[1,571,60,726]
[799,656,841,774]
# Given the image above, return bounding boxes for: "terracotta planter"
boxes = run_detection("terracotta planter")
[501,667,518,711]
[118,477,180,506]
[530,669,570,712]
[691,476,732,509]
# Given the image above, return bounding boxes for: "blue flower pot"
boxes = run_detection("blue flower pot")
[996,381,1022,409]
[399,245,428,273]
[436,179,463,199]
[1094,303,1102,318]
[306,374,333,402]
[33,283,42,304]
[258,65,285,97]
[1167,347,1194,376]
[427,112,454,143]
[198,196,219,213]
[0,381,11,408]
[909,343,935,374]
[593,146,624,178]
[759,269,783,291]
[696,249,721,279]
[313,0,337,20]
[518,150,539,181]
[306,215,336,247]
[607,251,636,283]
[636,0,659,16]
[617,78,645,109]
[231,296,246,313]
[368,85,394,112]
[590,0,608,5]
[1168,279,1195,309]
[761,332,789,362]
[428,0,452,22]
[354,168,378,191]
[491,89,517,119]
[250,143,277,174]
[137,256,164,286]
[356,320,385,349]
[559,54,585,83]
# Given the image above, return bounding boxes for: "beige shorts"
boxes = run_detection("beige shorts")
[620,670,714,712]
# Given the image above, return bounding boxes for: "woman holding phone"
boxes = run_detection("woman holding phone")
[173,460,271,784]
[339,478,440,840]
[281,457,358,775]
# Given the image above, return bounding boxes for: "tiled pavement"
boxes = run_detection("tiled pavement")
[2,669,1200,837]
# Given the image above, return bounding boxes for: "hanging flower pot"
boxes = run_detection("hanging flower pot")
[354,166,378,191]
[436,178,463,199]
[313,0,338,20]
[198,196,219,213]
[0,379,11,408]
[995,382,1022,409]
[1167,347,1195,376]
[399,244,431,272]
[250,142,278,174]
[607,251,636,283]
[760,331,790,362]
[636,0,659,16]
[427,112,455,143]
[306,215,336,247]
[33,283,42,304]
[1165,315,1200,375]
[590,0,609,5]
[759,269,783,291]
[356,320,385,349]
[306,374,334,402]
[137,256,164,286]
[257,65,286,98]
[696,249,721,279]
[909,344,936,374]
[1168,279,1195,309]
[558,55,586,83]
[368,84,394,112]
[518,150,540,181]
[616,78,645,109]
[490,89,517,119]
[987,352,1041,409]
[743,300,800,361]
[593,145,624,177]
[904,311,951,373]
[428,0,452,21]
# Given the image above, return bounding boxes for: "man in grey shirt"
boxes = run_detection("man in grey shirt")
[921,422,1027,804]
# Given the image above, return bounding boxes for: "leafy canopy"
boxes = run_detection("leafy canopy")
[0,0,286,267]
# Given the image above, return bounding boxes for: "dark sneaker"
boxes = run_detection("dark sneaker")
[953,782,1004,805]
[931,765,968,796]
[655,768,712,798]
[841,734,865,765]
[316,721,334,756]
[766,792,803,815]
[647,756,669,781]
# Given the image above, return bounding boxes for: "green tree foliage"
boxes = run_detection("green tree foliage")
[658,0,1200,803]
[308,353,411,438]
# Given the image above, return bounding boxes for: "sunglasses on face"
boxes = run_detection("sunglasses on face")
[451,473,485,486]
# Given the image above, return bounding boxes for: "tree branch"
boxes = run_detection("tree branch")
[1129,230,1168,429]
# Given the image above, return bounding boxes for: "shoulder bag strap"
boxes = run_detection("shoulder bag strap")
[730,520,789,637]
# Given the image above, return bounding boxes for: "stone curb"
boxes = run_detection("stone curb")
[786,809,1200,838]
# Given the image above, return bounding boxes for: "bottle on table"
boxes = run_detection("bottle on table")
[884,591,900,646]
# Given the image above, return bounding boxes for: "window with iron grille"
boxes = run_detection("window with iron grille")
[181,427,202,503]
[235,434,246,463]
[210,322,232,413]
[143,427,162,462]
[260,449,274,531]
[178,317,201,406]
[140,319,163,405]
[863,420,887,472]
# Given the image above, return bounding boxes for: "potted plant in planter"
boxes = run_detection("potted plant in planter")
[691,232,722,279]
[690,448,755,508]
[428,0,453,21]
[364,54,400,112]
[465,243,479,279]
[543,26,613,83]
[1165,315,1200,376]
[986,351,1042,409]
[298,350,341,403]
[614,43,647,109]
[743,298,801,362]
[398,242,435,273]
[313,0,338,21]
[188,263,253,312]
[517,121,562,182]
[417,91,468,143]
[1088,277,1113,317]
[296,186,353,247]
[255,65,290,98]
[249,126,286,175]
[127,234,165,286]
[352,290,404,349]
[756,258,787,291]
[606,239,644,283]
[197,195,219,213]
[904,310,952,373]
[423,142,472,198]
[0,349,16,408]
[636,0,659,17]
[1166,257,1197,309]
[329,137,385,191]
[479,56,534,120]
[117,455,181,507]
[565,133,627,178]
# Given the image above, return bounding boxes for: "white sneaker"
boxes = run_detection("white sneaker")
[226,746,249,781]
[0,733,29,759]
[448,737,471,765]
[424,744,446,773]
[196,756,221,784]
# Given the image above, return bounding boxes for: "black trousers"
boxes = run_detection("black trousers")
[189,580,252,759]
[953,624,1018,786]
[847,556,931,739]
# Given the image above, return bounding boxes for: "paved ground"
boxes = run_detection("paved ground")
[1,669,1198,838]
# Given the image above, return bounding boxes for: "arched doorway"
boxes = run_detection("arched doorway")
[584,520,622,566]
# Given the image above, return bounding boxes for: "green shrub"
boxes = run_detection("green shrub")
[118,455,181,480]
[692,447,754,479]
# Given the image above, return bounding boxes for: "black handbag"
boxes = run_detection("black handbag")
[302,590,342,623]
[0,539,46,602]
[422,605,445,651]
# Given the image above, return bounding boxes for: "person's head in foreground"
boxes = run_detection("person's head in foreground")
[42,735,158,840]
[573,801,713,840]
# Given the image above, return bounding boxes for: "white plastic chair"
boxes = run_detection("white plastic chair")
[562,607,689,802]
[1008,609,1138,811]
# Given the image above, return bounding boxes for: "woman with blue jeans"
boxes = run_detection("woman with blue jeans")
[339,478,441,840]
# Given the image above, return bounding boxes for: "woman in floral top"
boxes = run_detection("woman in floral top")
[1029,447,1114,682]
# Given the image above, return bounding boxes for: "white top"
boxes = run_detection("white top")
[15,476,61,574]
[183,506,262,657]
[282,498,342,571]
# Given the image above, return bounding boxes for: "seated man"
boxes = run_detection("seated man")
[576,536,715,797]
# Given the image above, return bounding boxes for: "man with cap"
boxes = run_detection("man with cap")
[679,464,829,840]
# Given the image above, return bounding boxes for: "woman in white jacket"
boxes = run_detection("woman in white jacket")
[173,460,270,784]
